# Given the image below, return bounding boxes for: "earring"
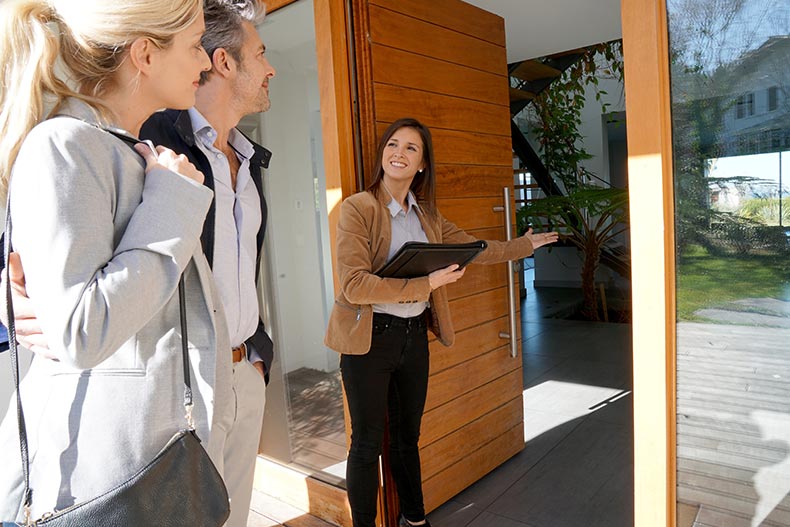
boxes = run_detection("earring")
[418,169,424,174]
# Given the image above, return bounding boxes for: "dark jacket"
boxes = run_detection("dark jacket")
[141,109,274,383]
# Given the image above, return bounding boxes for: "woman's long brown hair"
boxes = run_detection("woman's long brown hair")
[366,117,437,218]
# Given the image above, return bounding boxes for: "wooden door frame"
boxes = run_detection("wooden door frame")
[265,0,301,12]
[620,0,677,526]
[252,1,356,526]
[267,1,682,526]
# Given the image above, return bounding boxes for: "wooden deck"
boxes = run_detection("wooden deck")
[286,367,347,481]
[677,319,790,527]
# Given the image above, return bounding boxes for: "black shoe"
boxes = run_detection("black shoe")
[398,514,431,527]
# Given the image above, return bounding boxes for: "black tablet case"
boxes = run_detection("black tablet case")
[376,240,488,278]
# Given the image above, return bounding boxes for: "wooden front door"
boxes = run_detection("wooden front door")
[351,0,523,522]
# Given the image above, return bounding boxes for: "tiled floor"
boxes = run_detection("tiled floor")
[249,267,634,526]
[427,271,634,527]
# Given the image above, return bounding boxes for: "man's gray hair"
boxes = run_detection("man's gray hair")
[200,0,266,83]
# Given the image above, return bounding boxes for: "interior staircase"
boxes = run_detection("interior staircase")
[507,47,631,279]
[508,49,585,196]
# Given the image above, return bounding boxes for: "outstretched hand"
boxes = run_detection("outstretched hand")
[428,264,466,290]
[1,252,55,358]
[523,228,559,249]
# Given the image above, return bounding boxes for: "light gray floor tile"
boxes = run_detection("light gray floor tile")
[523,376,625,417]
[247,510,283,527]
[249,489,334,527]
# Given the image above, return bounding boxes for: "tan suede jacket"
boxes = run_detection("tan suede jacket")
[324,190,535,355]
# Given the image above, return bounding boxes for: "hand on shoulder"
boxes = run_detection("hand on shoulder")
[134,143,204,184]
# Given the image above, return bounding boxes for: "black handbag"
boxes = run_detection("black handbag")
[2,193,230,526]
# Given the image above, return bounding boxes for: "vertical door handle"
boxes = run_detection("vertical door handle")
[501,187,518,358]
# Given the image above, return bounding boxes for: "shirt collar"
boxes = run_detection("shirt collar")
[386,191,421,217]
[188,107,254,161]
[172,109,271,168]
[188,107,217,148]
[228,128,255,161]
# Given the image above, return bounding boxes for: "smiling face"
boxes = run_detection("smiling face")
[381,126,426,188]
[148,9,210,109]
[231,21,276,115]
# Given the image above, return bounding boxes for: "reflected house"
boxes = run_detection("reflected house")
[722,36,790,158]
[670,35,790,220]
[666,7,790,527]
[709,37,790,218]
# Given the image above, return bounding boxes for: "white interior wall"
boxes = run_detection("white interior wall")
[577,75,626,184]
[257,35,334,374]
[464,0,622,62]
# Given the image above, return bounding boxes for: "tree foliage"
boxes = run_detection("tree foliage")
[517,187,629,320]
[518,40,628,320]
[528,41,624,193]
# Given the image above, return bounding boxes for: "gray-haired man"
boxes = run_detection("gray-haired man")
[141,2,276,525]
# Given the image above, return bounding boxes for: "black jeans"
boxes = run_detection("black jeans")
[340,312,430,527]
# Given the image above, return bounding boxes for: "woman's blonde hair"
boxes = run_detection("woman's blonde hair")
[0,0,203,197]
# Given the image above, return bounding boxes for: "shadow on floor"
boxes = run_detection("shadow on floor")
[250,269,634,527]
[428,270,634,527]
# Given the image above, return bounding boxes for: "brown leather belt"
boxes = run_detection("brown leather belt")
[232,345,245,363]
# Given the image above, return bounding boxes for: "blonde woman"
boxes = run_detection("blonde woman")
[0,0,234,520]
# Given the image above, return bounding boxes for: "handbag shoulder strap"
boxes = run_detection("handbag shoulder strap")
[178,279,194,427]
[3,128,195,521]
[4,195,33,524]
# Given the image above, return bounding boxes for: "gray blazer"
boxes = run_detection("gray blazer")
[0,100,233,520]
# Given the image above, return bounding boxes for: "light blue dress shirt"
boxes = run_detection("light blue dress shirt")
[189,108,262,360]
[372,191,430,318]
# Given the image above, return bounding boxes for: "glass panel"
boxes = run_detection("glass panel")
[242,0,345,486]
[667,1,790,525]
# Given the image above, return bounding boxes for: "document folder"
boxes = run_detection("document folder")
[376,240,488,278]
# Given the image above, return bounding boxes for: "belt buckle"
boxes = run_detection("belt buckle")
[232,345,245,363]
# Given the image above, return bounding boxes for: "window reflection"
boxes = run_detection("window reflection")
[251,0,347,486]
[667,0,790,525]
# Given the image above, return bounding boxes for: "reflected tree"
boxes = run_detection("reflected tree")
[668,0,790,255]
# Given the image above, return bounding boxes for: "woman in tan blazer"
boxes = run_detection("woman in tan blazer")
[325,118,558,527]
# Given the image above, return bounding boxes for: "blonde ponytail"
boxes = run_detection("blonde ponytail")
[0,0,78,198]
[0,0,202,200]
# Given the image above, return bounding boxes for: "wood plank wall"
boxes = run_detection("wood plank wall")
[264,0,299,12]
[352,0,524,516]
